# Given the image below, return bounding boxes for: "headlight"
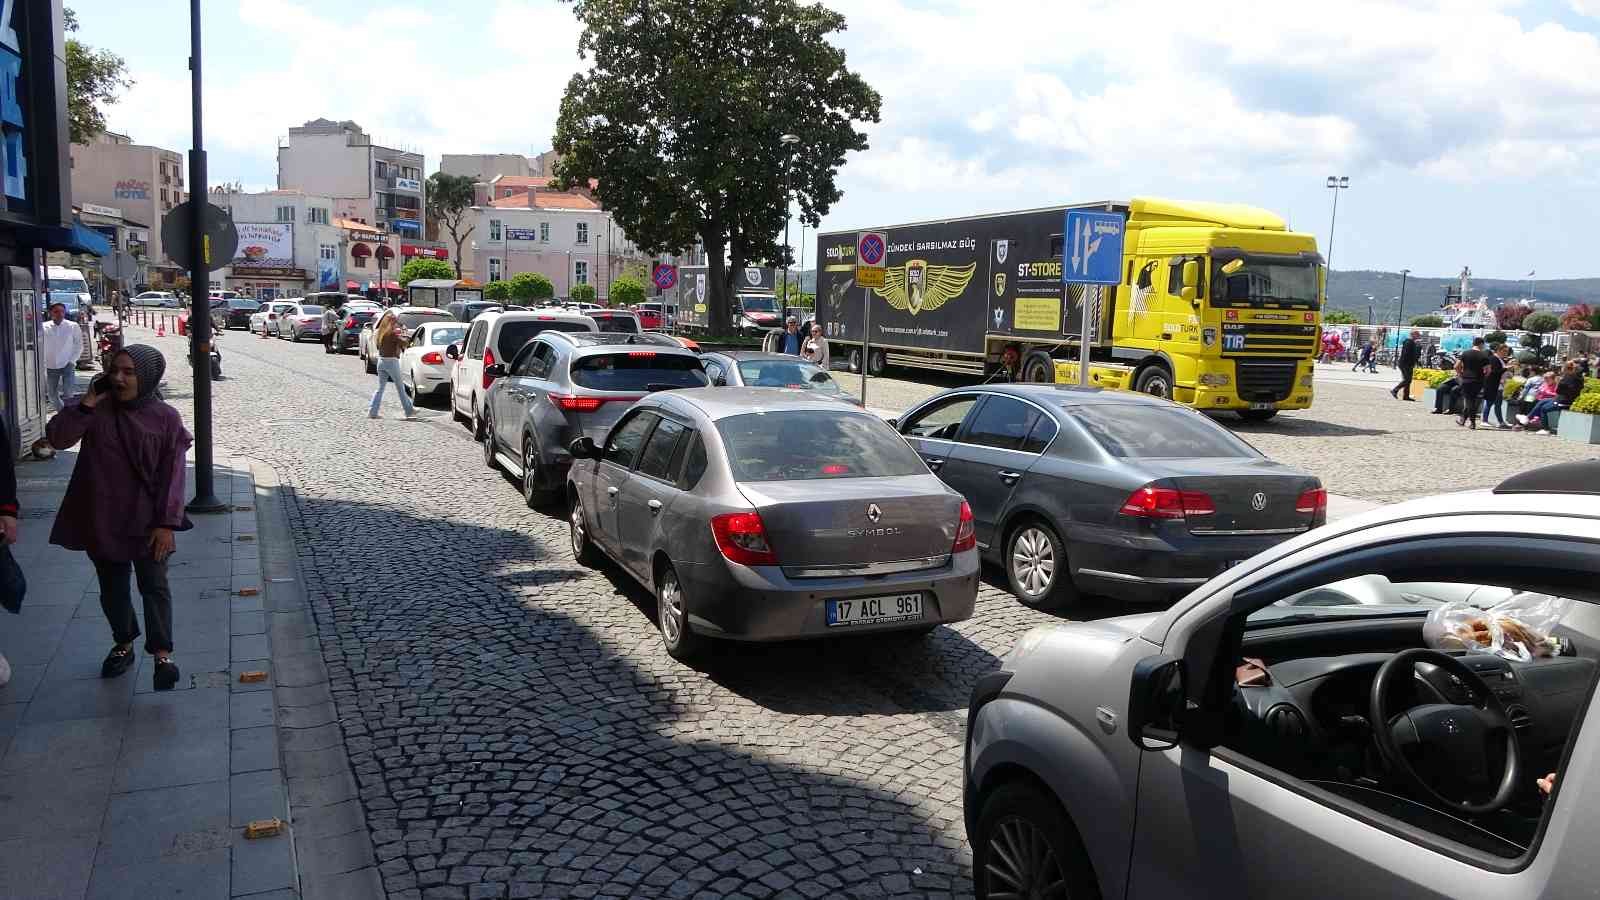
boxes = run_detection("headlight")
[1198,373,1231,387]
[1299,373,1315,388]
[1006,625,1058,667]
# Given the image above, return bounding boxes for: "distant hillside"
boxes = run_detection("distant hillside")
[1328,270,1599,324]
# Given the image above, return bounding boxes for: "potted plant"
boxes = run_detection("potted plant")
[1558,392,1600,444]
[1415,368,1451,409]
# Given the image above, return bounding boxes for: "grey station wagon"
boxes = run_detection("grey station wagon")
[566,389,980,659]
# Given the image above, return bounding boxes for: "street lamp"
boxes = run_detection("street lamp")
[1325,175,1349,275]
[779,133,800,315]
[1395,268,1409,330]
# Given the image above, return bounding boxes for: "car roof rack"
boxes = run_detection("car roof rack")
[1493,460,1600,495]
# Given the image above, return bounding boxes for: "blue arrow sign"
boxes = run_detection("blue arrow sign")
[1063,210,1125,285]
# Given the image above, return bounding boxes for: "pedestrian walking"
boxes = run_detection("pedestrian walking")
[1454,337,1492,430]
[40,302,82,410]
[0,414,17,688]
[45,345,192,690]
[1482,343,1511,428]
[1391,329,1422,401]
[368,311,415,419]
[801,323,830,369]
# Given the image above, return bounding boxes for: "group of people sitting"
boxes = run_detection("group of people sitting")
[1430,337,1588,433]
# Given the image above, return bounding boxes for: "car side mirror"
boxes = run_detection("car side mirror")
[445,344,460,360]
[885,417,899,429]
[484,363,506,378]
[1127,655,1187,751]
[1180,260,1200,305]
[712,375,727,387]
[569,436,599,459]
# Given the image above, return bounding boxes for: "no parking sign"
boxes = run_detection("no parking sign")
[652,263,678,291]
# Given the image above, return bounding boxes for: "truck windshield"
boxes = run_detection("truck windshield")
[738,295,779,313]
[1211,259,1320,310]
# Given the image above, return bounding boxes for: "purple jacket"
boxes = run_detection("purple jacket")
[46,398,192,561]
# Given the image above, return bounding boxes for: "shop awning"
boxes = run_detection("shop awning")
[350,242,371,257]
[346,280,360,290]
[384,280,400,290]
[11,220,112,257]
[375,244,395,259]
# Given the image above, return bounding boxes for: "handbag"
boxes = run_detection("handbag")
[0,544,25,614]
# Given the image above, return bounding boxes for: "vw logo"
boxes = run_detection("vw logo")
[866,504,882,524]
[1251,492,1268,511]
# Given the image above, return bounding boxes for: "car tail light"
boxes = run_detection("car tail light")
[345,317,357,328]
[710,511,778,566]
[1119,485,1215,520]
[953,501,976,553]
[421,351,443,365]
[267,313,277,320]
[1296,487,1327,517]
[548,393,605,412]
[481,347,496,390]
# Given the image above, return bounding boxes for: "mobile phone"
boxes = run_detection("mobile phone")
[89,374,111,396]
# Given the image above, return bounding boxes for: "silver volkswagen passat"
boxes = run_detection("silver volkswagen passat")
[566,389,979,659]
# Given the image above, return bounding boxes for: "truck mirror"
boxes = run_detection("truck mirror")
[1180,260,1200,304]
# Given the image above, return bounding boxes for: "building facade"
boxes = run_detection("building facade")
[210,189,343,299]
[277,119,425,241]
[438,153,532,183]
[340,219,399,299]
[68,131,186,283]
[466,194,650,302]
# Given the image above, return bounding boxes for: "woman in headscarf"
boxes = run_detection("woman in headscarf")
[46,345,192,690]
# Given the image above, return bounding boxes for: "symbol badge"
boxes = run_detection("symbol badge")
[744,267,762,287]
[994,272,1006,297]
[994,307,1005,329]
[1251,492,1268,511]
[695,273,706,302]
[995,239,1009,264]
[866,503,882,524]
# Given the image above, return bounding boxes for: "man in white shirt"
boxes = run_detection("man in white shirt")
[40,302,83,410]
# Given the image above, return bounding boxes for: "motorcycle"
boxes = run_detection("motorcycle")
[94,320,123,369]
[190,330,222,380]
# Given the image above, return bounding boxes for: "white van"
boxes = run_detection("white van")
[450,309,598,438]
[45,266,91,313]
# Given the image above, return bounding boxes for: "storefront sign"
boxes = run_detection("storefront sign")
[82,203,122,218]
[232,223,294,268]
[229,266,305,279]
[0,13,27,204]
[394,177,421,192]
[505,227,539,242]
[401,245,448,259]
[114,179,150,200]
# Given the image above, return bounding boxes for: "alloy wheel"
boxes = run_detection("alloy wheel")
[1011,527,1056,598]
[523,438,540,505]
[985,815,1069,899]
[659,571,685,647]
[570,498,587,556]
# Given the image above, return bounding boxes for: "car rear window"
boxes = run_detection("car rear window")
[1070,405,1260,459]
[736,359,841,394]
[594,314,640,334]
[495,320,590,358]
[396,311,452,330]
[430,326,467,346]
[715,410,926,481]
[350,310,377,322]
[570,352,707,392]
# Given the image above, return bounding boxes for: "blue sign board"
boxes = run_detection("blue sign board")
[1062,210,1124,285]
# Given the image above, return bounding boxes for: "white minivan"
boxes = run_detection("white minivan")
[449,310,597,439]
[45,266,91,313]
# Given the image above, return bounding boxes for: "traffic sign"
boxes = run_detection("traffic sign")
[162,201,238,272]
[652,263,678,291]
[855,231,887,289]
[1062,210,1124,285]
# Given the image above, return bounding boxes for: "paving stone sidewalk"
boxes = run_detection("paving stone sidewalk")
[0,449,308,900]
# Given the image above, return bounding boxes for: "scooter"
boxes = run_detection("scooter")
[190,330,222,380]
[94,320,123,369]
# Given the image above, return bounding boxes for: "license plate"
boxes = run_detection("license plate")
[827,593,923,627]
[1249,402,1276,411]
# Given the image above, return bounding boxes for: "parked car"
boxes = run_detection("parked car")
[633,302,675,330]
[325,301,383,354]
[963,459,1600,900]
[400,322,470,400]
[894,385,1324,608]
[699,351,860,406]
[213,297,263,331]
[447,300,503,322]
[449,310,598,438]
[566,389,980,659]
[280,303,327,342]
[359,306,454,373]
[131,291,178,307]
[249,300,298,336]
[588,309,641,335]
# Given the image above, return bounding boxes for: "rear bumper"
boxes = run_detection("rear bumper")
[677,550,980,640]
[1065,525,1303,604]
[413,367,450,394]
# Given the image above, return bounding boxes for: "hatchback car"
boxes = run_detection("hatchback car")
[280,303,327,342]
[566,390,980,659]
[213,297,262,330]
[964,459,1600,900]
[895,385,1323,608]
[700,351,860,406]
[250,300,298,336]
[401,321,470,399]
[481,332,707,503]
[325,301,382,353]
[449,310,598,438]
[360,306,454,372]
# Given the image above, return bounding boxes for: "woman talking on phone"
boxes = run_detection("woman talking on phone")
[46,345,192,690]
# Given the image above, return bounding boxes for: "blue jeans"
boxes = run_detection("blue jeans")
[369,357,414,417]
[1526,399,1560,427]
[46,364,75,410]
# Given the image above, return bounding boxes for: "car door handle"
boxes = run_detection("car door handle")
[647,499,663,514]
[997,470,1023,484]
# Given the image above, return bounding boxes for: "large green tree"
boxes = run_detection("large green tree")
[552,0,880,333]
[64,7,133,144]
[398,257,453,286]
[425,172,477,278]
[508,272,555,303]
[609,275,645,307]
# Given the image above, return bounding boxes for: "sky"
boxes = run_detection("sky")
[67,0,1600,280]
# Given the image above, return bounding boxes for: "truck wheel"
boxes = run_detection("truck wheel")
[1237,409,1278,422]
[847,348,863,374]
[868,349,886,376]
[1134,365,1173,400]
[1022,351,1055,384]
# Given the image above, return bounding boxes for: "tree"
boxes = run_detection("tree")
[508,272,555,304]
[398,257,453,287]
[425,173,476,278]
[552,0,880,334]
[1524,312,1561,336]
[65,8,133,144]
[1561,303,1594,332]
[609,276,645,307]
[1484,330,1507,346]
[483,280,512,302]
[1323,309,1360,324]
[570,283,598,303]
[1495,303,1531,331]
[1409,314,1444,328]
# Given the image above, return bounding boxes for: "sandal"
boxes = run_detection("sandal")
[101,645,136,679]
[153,657,181,691]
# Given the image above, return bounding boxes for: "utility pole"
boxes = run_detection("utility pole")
[1325,175,1349,274]
[185,0,224,514]
[1395,268,1409,329]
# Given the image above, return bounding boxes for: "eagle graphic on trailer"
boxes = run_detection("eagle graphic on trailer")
[875,261,977,315]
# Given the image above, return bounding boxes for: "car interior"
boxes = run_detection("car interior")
[1215,566,1598,862]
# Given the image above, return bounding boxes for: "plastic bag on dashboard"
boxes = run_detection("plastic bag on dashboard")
[1423,593,1573,662]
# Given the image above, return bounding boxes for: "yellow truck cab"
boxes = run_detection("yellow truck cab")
[817,197,1323,421]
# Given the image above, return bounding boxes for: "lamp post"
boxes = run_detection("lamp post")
[1325,175,1349,275]
[779,133,800,316]
[1395,268,1409,330]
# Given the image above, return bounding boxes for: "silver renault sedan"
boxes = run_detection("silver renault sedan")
[566,389,980,659]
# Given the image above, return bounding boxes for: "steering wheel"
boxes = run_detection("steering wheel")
[1370,648,1522,816]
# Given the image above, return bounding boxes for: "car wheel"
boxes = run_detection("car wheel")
[1134,365,1173,400]
[847,348,863,374]
[522,435,556,508]
[1006,519,1077,610]
[482,413,498,470]
[471,400,487,441]
[974,781,1101,900]
[451,388,467,425]
[570,493,602,567]
[657,564,702,661]
[364,349,376,374]
[1237,408,1278,422]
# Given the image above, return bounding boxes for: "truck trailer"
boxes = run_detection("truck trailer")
[672,265,784,334]
[815,198,1324,420]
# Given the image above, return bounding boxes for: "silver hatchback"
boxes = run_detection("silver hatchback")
[566,389,980,659]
